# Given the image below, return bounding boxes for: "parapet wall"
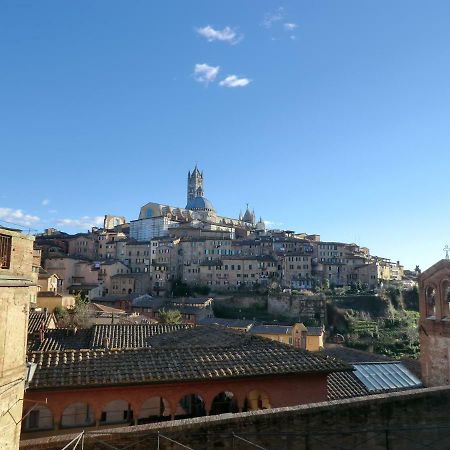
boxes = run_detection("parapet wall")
[21,386,450,449]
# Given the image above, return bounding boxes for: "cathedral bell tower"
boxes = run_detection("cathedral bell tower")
[187,165,204,204]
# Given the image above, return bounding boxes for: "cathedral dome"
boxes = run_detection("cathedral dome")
[186,196,215,212]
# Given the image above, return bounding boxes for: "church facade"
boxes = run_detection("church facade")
[130,166,265,241]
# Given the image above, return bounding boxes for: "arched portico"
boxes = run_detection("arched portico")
[138,397,171,424]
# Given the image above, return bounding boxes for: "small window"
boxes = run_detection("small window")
[0,234,12,269]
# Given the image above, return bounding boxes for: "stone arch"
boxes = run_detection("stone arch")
[23,405,53,431]
[100,399,133,425]
[209,391,239,415]
[243,390,271,411]
[138,397,171,424]
[61,402,94,428]
[441,279,450,318]
[425,285,436,318]
[175,393,206,419]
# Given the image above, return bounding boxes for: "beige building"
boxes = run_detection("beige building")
[67,233,97,260]
[45,256,98,293]
[123,241,151,273]
[37,268,60,293]
[0,228,36,450]
[249,323,307,349]
[149,237,180,295]
[281,254,313,288]
[36,292,75,312]
[111,273,150,295]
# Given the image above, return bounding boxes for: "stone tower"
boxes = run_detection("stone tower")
[187,165,204,204]
[419,259,450,386]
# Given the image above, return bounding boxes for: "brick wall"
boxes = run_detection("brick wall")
[1,229,35,450]
[20,386,450,450]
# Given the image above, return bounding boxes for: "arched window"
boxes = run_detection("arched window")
[23,405,53,431]
[100,400,133,425]
[210,391,238,415]
[138,397,171,424]
[61,403,94,428]
[244,390,270,411]
[442,281,450,318]
[426,286,436,318]
[175,394,205,419]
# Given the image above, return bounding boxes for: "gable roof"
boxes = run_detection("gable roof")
[419,259,450,281]
[28,311,57,334]
[28,327,350,390]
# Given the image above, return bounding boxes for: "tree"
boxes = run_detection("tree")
[171,279,192,297]
[62,293,92,329]
[193,285,211,296]
[157,308,182,324]
[53,305,69,324]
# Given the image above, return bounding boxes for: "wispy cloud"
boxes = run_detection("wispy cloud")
[262,7,285,28]
[196,25,242,44]
[262,8,298,41]
[42,198,50,206]
[0,208,40,226]
[283,22,298,31]
[219,75,252,88]
[193,63,220,85]
[56,216,104,230]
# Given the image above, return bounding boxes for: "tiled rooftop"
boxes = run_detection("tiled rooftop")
[28,327,350,390]
[250,325,293,335]
[28,312,56,334]
[198,317,255,329]
[91,324,190,349]
[27,324,191,352]
[327,370,369,400]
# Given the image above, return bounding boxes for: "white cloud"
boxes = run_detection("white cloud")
[196,25,242,44]
[284,22,298,31]
[262,7,285,28]
[42,199,50,206]
[219,75,252,88]
[56,216,104,230]
[0,208,40,227]
[193,63,220,85]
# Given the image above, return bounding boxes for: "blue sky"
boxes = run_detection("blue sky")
[1,1,449,270]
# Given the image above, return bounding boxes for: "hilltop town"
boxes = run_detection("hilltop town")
[4,165,443,450]
[35,165,410,302]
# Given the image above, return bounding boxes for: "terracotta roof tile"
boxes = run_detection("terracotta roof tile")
[28,327,350,390]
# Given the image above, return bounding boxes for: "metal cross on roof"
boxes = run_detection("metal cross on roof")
[444,244,450,260]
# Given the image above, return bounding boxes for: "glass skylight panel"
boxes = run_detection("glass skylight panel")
[353,363,422,392]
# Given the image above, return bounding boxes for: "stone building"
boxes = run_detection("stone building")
[0,227,36,450]
[419,259,450,386]
[67,233,97,259]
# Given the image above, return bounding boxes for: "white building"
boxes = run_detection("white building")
[130,217,179,241]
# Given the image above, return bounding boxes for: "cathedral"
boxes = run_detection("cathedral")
[134,165,265,237]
